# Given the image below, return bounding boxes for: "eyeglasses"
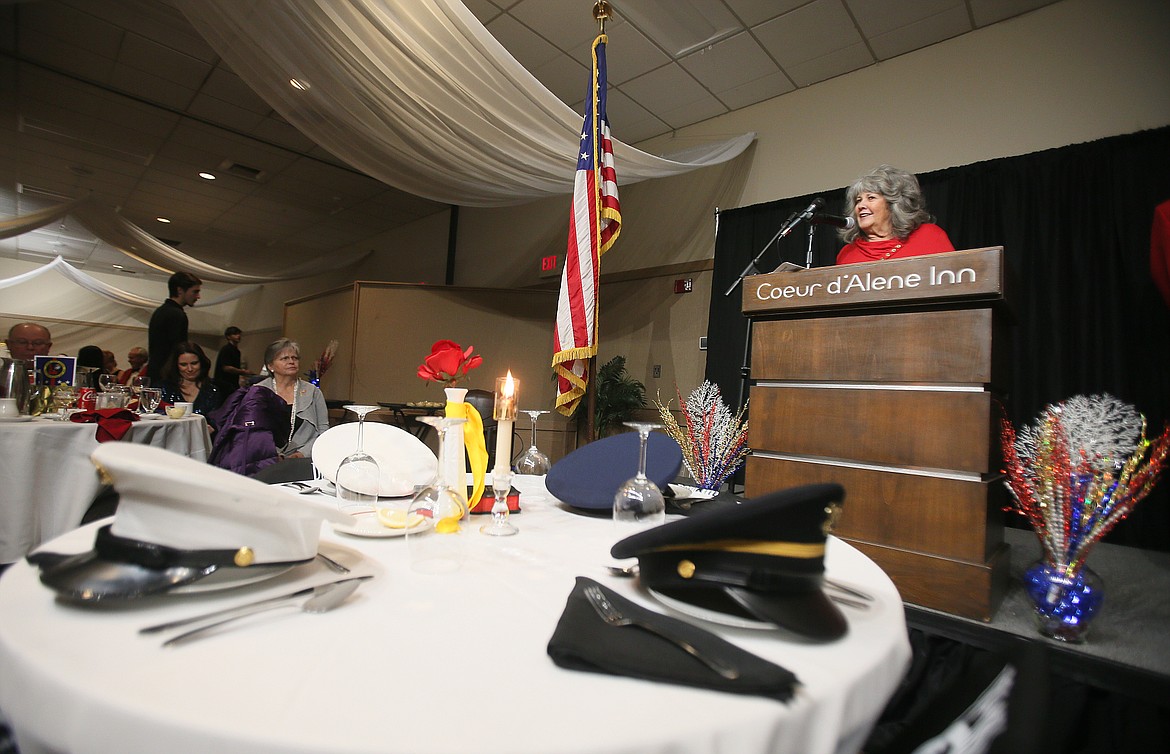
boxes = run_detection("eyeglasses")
[7,339,51,348]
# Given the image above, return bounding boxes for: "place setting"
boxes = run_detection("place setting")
[549,483,855,702]
[25,443,374,648]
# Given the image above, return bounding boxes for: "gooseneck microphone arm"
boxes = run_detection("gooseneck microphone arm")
[723,198,824,298]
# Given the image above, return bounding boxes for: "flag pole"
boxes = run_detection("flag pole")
[582,0,611,443]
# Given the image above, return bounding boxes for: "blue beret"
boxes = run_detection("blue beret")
[546,431,683,510]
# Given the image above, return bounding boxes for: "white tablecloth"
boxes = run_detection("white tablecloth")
[0,415,212,563]
[0,477,911,754]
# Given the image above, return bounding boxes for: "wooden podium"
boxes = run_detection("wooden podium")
[740,247,1010,620]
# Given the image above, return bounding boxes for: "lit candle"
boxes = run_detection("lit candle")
[493,372,517,474]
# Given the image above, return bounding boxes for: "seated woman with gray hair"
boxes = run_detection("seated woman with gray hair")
[256,338,329,458]
[836,164,955,265]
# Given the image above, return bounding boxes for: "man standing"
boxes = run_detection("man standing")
[118,346,149,385]
[213,326,254,395]
[147,271,201,384]
[5,322,53,362]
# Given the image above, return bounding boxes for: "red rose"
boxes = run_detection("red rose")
[417,340,483,386]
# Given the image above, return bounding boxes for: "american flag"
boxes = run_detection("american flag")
[553,34,621,417]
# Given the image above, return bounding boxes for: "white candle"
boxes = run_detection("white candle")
[493,372,517,473]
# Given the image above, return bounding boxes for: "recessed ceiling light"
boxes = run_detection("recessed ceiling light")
[199,172,216,180]
[156,217,171,223]
[290,78,311,91]
[112,263,125,270]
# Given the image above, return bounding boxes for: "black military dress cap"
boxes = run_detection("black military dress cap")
[611,483,848,641]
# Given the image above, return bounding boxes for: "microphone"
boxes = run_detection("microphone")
[811,212,855,230]
[797,197,825,218]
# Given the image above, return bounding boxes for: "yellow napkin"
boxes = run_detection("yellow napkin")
[445,398,487,507]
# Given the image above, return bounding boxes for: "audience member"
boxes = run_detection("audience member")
[256,338,328,458]
[213,326,255,396]
[148,271,201,384]
[5,322,52,362]
[102,350,118,375]
[118,347,148,385]
[76,346,105,387]
[160,342,224,423]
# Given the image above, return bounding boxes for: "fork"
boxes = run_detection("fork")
[583,584,740,680]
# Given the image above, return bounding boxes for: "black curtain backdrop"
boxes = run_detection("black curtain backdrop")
[706,126,1170,550]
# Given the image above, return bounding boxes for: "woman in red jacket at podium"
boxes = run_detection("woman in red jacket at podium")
[836,164,955,265]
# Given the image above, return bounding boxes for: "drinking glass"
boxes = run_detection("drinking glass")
[612,422,666,533]
[514,409,551,475]
[97,373,117,392]
[335,405,381,514]
[138,387,162,414]
[407,416,469,573]
[480,468,517,536]
[129,375,149,409]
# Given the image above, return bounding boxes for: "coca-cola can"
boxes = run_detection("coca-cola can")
[77,387,96,411]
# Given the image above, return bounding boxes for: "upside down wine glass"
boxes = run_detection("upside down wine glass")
[407,416,469,573]
[514,409,551,475]
[612,422,666,533]
[335,405,381,514]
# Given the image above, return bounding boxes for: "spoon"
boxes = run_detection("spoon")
[160,578,366,647]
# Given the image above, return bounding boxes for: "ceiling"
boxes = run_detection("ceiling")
[0,0,1059,281]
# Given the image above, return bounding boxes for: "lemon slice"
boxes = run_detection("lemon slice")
[376,509,425,530]
[434,517,461,534]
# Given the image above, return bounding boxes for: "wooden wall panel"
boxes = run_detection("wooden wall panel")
[750,386,994,472]
[746,457,1004,562]
[846,539,1009,621]
[751,308,993,383]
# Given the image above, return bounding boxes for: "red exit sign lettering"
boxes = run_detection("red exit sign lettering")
[539,254,560,278]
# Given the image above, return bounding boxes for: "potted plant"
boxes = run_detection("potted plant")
[566,355,647,439]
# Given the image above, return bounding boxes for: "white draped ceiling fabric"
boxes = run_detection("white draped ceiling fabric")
[0,256,260,309]
[179,0,755,207]
[0,194,369,295]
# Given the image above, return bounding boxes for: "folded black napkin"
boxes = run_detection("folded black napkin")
[547,577,798,702]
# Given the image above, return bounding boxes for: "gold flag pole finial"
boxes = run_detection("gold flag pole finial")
[593,1,611,34]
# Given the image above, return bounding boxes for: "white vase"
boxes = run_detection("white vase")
[442,387,468,499]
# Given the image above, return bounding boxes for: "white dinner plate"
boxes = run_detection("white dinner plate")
[171,564,296,594]
[332,511,431,538]
[0,415,33,423]
[668,484,719,501]
[136,413,166,421]
[312,423,437,497]
[648,588,775,631]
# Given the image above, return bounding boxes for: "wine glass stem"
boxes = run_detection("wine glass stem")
[529,418,539,450]
[636,429,649,481]
[355,416,365,453]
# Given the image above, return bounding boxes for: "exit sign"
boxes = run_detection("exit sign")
[539,254,560,279]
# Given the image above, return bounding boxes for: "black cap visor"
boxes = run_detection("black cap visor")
[37,550,216,604]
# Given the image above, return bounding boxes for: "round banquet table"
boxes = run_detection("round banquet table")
[0,414,212,564]
[0,477,911,754]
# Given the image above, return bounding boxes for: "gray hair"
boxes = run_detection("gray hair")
[840,164,934,243]
[264,338,300,368]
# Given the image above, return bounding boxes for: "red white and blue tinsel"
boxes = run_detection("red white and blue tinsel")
[1000,394,1170,640]
[655,382,749,491]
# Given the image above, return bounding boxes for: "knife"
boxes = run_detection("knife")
[139,575,372,634]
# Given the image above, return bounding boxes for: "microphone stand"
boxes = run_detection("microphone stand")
[724,210,800,297]
[805,221,816,269]
[723,206,809,417]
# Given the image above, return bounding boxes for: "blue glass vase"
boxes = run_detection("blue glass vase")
[1023,560,1104,643]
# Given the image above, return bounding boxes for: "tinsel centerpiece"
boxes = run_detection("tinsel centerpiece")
[1000,394,1170,641]
[654,382,749,491]
[1001,394,1170,570]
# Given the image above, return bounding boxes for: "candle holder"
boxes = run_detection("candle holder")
[493,373,518,472]
[480,469,518,536]
[493,375,518,422]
